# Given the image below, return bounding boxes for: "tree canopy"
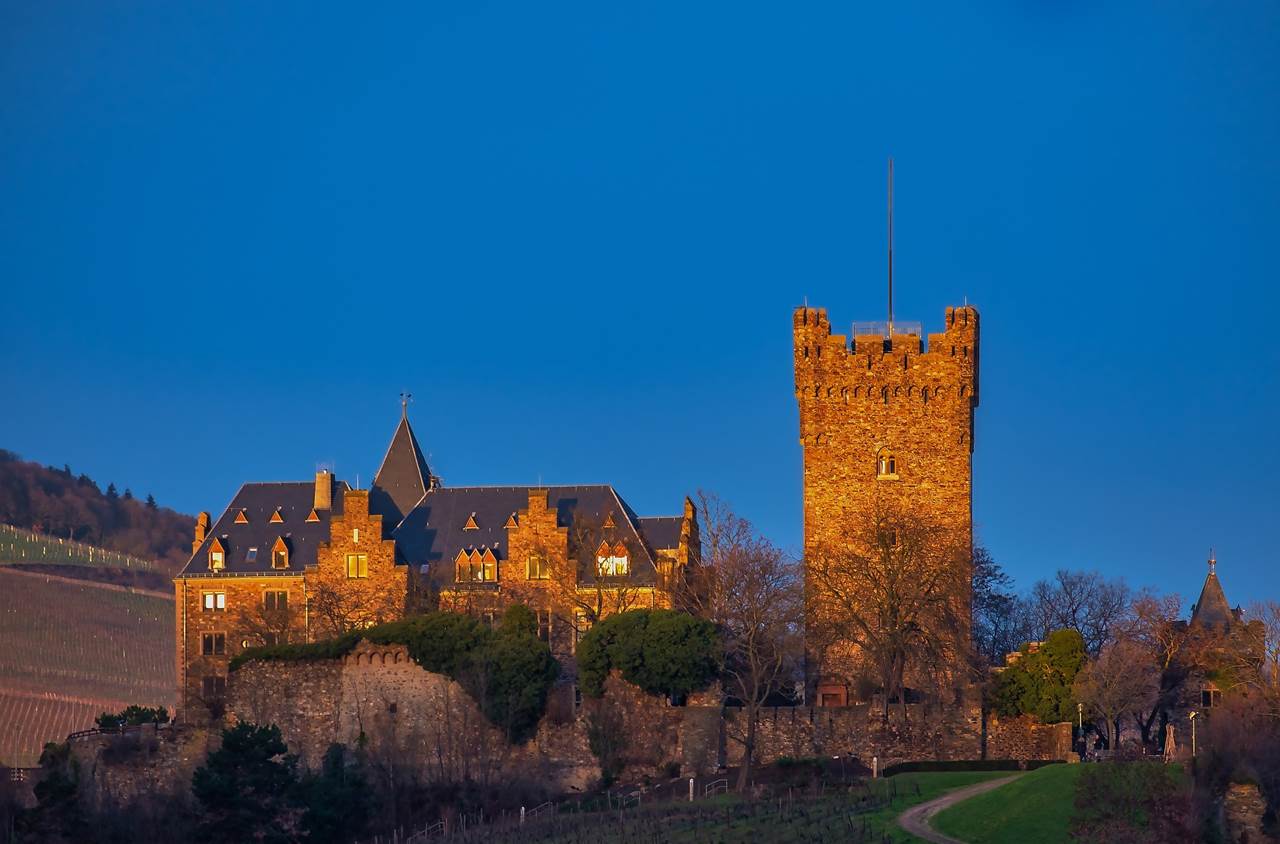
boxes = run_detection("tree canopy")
[990,628,1087,723]
[578,608,720,700]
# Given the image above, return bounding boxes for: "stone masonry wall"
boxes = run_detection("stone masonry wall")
[986,714,1072,761]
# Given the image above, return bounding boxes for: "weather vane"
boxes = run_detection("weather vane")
[400,391,413,418]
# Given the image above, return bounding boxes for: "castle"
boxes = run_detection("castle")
[173,407,699,719]
[793,305,979,705]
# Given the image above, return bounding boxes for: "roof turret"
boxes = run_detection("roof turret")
[369,400,433,530]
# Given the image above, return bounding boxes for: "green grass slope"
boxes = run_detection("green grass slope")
[522,771,1006,843]
[933,762,1082,844]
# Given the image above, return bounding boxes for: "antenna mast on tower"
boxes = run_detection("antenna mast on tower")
[887,157,894,339]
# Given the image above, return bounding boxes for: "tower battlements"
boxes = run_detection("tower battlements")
[793,305,979,417]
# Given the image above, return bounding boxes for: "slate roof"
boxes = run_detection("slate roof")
[393,485,683,588]
[369,412,433,530]
[177,480,348,578]
[637,516,683,552]
[1191,570,1237,632]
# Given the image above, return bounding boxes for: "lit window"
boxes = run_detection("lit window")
[264,591,288,611]
[270,537,289,569]
[596,542,629,576]
[202,592,226,612]
[345,553,369,579]
[527,553,550,580]
[201,633,226,656]
[876,448,898,479]
[209,549,225,571]
[353,528,360,543]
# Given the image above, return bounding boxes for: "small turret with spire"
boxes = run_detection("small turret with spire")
[368,393,435,531]
[1190,547,1236,632]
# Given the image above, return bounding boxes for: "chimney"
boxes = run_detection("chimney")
[314,470,333,511]
[192,512,210,554]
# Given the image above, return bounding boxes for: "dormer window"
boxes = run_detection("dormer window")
[876,448,899,479]
[270,508,284,524]
[208,538,226,571]
[455,548,496,582]
[596,541,629,576]
[271,537,289,570]
[463,513,479,531]
[246,547,259,563]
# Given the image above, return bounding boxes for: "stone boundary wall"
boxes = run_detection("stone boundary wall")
[58,650,1074,812]
[986,714,1072,761]
[723,704,985,770]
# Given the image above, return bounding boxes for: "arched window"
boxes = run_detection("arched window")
[876,448,898,479]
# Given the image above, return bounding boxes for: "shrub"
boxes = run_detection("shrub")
[231,609,557,743]
[95,704,170,731]
[578,609,720,699]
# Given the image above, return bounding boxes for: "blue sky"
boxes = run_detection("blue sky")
[2,2,1277,608]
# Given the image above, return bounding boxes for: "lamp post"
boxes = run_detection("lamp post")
[1189,711,1197,758]
[1077,702,1084,755]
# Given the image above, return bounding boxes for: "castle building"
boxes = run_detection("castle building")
[174,407,698,719]
[793,305,979,705]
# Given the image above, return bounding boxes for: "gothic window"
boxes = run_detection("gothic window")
[876,448,898,479]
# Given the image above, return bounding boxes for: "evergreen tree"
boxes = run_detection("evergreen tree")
[122,488,134,501]
[145,493,158,510]
[105,483,119,500]
[192,723,301,844]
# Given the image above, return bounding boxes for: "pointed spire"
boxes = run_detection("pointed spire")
[1191,549,1233,632]
[369,399,433,529]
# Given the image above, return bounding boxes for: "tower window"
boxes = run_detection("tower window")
[527,552,550,580]
[876,449,899,479]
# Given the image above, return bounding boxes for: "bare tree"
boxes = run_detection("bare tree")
[1245,601,1280,703]
[971,545,1032,668]
[1121,591,1194,746]
[1028,569,1131,655]
[307,578,405,638]
[1073,638,1160,749]
[807,501,970,721]
[685,492,801,791]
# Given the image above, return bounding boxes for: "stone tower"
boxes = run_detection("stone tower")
[793,305,979,704]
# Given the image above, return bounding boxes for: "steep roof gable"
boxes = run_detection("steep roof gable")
[369,410,432,530]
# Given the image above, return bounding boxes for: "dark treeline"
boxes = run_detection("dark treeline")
[0,450,193,574]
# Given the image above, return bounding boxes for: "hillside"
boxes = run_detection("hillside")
[0,450,194,575]
[0,569,174,768]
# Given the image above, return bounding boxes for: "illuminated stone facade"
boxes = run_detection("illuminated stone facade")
[793,304,979,702]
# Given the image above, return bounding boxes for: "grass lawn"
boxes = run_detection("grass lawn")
[520,771,1008,843]
[933,763,1083,844]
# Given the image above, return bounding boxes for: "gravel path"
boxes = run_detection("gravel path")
[896,774,1022,844]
